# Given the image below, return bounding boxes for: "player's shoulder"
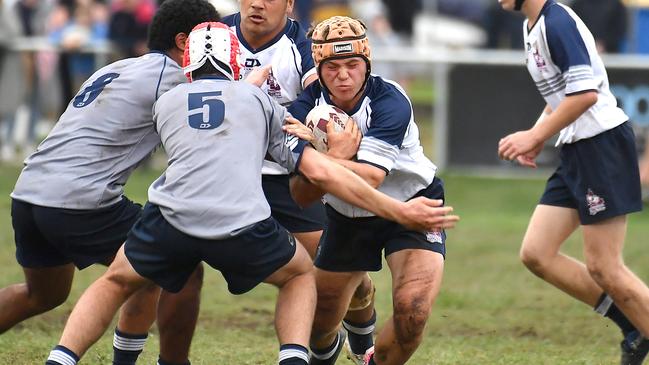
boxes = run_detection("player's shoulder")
[542,1,578,29]
[220,13,239,27]
[284,18,309,43]
[367,76,410,106]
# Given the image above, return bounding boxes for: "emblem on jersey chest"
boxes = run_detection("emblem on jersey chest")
[266,69,282,98]
[526,41,547,69]
[586,189,606,216]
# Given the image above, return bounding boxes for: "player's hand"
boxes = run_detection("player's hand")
[498,130,543,162]
[244,65,271,87]
[327,117,361,160]
[283,116,315,142]
[397,197,459,231]
[515,143,543,168]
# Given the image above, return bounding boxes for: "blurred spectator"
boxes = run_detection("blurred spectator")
[311,0,350,24]
[48,0,108,115]
[294,0,312,30]
[438,0,487,24]
[108,0,154,59]
[383,0,421,40]
[572,0,627,53]
[483,1,524,49]
[1,0,51,161]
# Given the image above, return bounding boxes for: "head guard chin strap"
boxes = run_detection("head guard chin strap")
[309,16,371,98]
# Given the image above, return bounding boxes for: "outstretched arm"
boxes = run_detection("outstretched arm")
[296,147,458,231]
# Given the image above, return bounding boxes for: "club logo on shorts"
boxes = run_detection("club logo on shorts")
[426,230,443,244]
[586,189,606,216]
[287,233,296,247]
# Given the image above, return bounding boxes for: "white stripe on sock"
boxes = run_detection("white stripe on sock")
[47,350,77,365]
[113,335,147,351]
[343,321,375,335]
[595,295,614,315]
[279,348,309,362]
[311,333,341,360]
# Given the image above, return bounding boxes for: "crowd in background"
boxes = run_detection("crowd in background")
[0,0,648,163]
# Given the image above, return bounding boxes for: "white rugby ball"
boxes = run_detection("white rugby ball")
[304,104,350,153]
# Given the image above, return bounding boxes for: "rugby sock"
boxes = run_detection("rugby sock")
[113,328,148,365]
[595,293,635,335]
[278,344,309,365]
[311,331,342,363]
[45,345,79,365]
[157,358,190,365]
[343,310,376,355]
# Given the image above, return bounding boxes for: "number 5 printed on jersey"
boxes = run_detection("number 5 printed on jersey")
[73,73,120,108]
[188,91,224,130]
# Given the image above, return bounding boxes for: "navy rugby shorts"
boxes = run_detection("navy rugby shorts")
[125,202,297,294]
[314,177,447,272]
[540,122,642,225]
[263,174,325,233]
[12,197,141,269]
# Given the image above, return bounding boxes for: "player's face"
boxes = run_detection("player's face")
[320,57,367,106]
[240,0,293,41]
[497,0,515,11]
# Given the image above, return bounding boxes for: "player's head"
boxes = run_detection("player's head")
[498,0,526,11]
[309,16,371,102]
[239,0,294,43]
[147,0,220,53]
[183,22,242,82]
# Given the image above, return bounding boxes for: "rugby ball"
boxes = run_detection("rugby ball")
[304,104,350,153]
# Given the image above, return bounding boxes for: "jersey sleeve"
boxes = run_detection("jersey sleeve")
[293,23,316,86]
[357,89,411,174]
[545,9,597,95]
[259,88,308,173]
[287,83,319,124]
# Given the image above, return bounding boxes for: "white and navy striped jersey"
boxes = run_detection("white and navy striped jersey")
[523,0,627,145]
[149,77,307,239]
[222,13,316,175]
[11,52,185,209]
[289,75,437,218]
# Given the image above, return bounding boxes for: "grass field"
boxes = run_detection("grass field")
[1,164,649,364]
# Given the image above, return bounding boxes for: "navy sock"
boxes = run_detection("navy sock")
[113,328,148,365]
[595,293,635,336]
[279,343,309,365]
[311,332,342,363]
[46,345,79,365]
[343,310,376,355]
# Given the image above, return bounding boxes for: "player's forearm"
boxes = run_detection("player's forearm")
[530,92,597,142]
[299,148,402,220]
[327,158,385,188]
[289,175,325,207]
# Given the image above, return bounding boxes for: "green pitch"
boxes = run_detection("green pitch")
[1,165,648,364]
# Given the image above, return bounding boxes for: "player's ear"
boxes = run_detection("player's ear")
[286,0,294,15]
[175,32,189,52]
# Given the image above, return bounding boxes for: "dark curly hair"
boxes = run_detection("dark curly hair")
[147,0,220,52]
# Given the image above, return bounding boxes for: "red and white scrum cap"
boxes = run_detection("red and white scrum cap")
[182,22,241,81]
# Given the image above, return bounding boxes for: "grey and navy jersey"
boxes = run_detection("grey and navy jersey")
[523,0,627,145]
[222,13,315,175]
[149,77,308,239]
[11,52,185,209]
[289,75,437,218]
